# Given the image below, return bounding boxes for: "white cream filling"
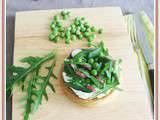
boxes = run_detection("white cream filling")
[70,88,95,99]
[63,72,111,99]
[63,72,72,82]
[71,49,82,57]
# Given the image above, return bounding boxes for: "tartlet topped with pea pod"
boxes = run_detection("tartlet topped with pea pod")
[62,41,122,105]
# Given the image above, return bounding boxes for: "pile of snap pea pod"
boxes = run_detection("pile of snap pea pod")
[48,11,103,46]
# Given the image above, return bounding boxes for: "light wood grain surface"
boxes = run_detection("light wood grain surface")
[13,7,152,120]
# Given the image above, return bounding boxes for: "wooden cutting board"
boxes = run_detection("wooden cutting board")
[13,7,153,120]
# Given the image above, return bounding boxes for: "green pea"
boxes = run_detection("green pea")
[77,26,81,31]
[66,11,71,16]
[81,27,86,32]
[65,38,70,44]
[48,34,55,41]
[78,34,83,40]
[98,28,103,34]
[88,36,94,42]
[56,21,62,27]
[83,32,89,38]
[71,24,76,28]
[50,23,56,29]
[71,28,76,34]
[76,30,81,35]
[52,29,58,36]
[81,17,85,20]
[53,37,59,43]
[66,35,71,40]
[86,28,91,33]
[91,26,96,32]
[88,42,92,47]
[88,58,94,64]
[91,69,97,76]
[71,35,77,41]
[62,15,67,20]
[74,20,79,26]
[66,30,71,36]
[61,11,66,16]
[60,32,65,38]
[54,15,59,21]
[59,27,65,32]
[84,22,90,28]
[91,34,96,39]
[93,62,99,69]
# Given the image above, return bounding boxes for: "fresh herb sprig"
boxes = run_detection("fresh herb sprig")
[7,52,57,120]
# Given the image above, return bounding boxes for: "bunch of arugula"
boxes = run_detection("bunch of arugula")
[7,52,57,120]
[63,41,121,99]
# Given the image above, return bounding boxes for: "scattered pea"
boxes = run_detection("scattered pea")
[88,35,94,42]
[78,34,83,40]
[71,28,76,34]
[48,34,55,41]
[65,38,70,44]
[98,28,103,34]
[54,15,59,21]
[81,27,86,32]
[74,20,79,26]
[71,35,77,41]
[61,11,66,16]
[56,21,62,27]
[76,30,81,35]
[62,15,67,20]
[83,32,89,38]
[60,32,65,38]
[91,26,96,32]
[84,22,90,28]
[50,23,56,29]
[88,42,92,47]
[59,26,65,32]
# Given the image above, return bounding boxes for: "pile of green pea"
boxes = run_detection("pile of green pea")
[49,11,103,47]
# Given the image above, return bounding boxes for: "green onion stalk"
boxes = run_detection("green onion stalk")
[124,14,153,108]
[139,11,154,58]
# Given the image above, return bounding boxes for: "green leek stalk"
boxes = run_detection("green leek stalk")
[139,11,154,57]
[124,14,153,106]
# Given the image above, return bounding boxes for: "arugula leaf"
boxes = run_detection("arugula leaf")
[33,61,56,112]
[7,52,56,93]
[24,71,38,120]
[78,68,102,88]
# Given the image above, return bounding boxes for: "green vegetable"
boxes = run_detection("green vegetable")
[88,58,94,64]
[87,42,92,47]
[79,68,101,88]
[83,32,89,38]
[93,62,99,69]
[91,69,97,76]
[98,28,103,34]
[60,32,65,38]
[78,34,83,40]
[71,35,77,41]
[54,15,59,21]
[48,34,55,41]
[91,26,96,32]
[7,52,57,120]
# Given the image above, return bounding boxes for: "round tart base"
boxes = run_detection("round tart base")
[60,66,115,106]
